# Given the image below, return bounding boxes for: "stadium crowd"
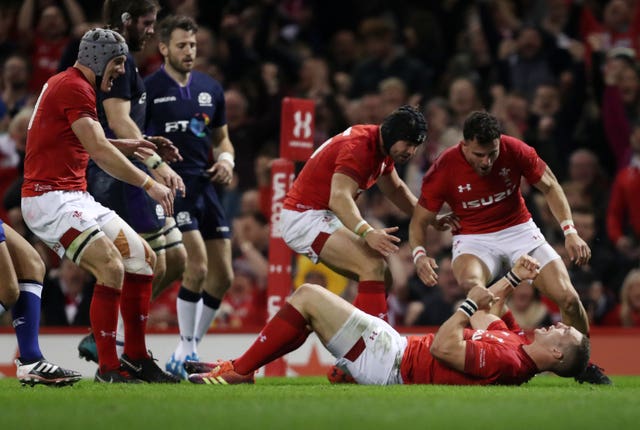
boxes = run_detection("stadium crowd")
[0,0,639,336]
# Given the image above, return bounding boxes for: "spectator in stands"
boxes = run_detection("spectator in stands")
[18,0,86,92]
[405,255,465,326]
[0,54,31,132]
[232,210,270,287]
[601,269,640,327]
[1,107,31,236]
[349,16,431,99]
[216,259,266,329]
[508,281,553,330]
[607,120,640,261]
[41,258,93,326]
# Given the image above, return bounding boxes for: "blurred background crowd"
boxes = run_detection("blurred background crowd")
[0,0,639,331]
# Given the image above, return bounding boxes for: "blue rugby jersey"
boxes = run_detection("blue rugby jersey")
[144,66,226,176]
[97,52,146,137]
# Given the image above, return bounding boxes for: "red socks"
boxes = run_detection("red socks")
[353,280,388,321]
[234,302,311,375]
[120,272,153,359]
[90,284,121,374]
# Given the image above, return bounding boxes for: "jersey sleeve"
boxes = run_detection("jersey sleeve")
[335,141,370,185]
[418,161,446,212]
[211,79,227,128]
[506,135,547,184]
[60,82,97,124]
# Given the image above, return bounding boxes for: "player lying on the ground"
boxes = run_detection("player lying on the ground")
[185,255,590,385]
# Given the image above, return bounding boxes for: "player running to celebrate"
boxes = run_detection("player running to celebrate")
[280,105,432,323]
[22,28,176,383]
[409,111,609,384]
[185,255,590,386]
[144,15,236,378]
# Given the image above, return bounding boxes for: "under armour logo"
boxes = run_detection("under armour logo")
[100,330,117,339]
[258,334,267,343]
[293,110,312,139]
[369,330,379,341]
[139,314,149,322]
[499,167,510,177]
[458,184,471,193]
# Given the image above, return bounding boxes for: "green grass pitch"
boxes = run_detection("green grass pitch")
[1,375,639,430]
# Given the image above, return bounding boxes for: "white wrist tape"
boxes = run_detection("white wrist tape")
[560,219,577,236]
[217,152,235,168]
[143,152,164,170]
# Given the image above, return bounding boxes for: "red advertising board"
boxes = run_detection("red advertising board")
[264,158,295,376]
[279,97,315,161]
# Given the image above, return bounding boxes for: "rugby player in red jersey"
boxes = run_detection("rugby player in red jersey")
[409,111,609,384]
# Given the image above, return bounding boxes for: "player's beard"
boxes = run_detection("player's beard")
[127,27,144,52]
[168,55,193,75]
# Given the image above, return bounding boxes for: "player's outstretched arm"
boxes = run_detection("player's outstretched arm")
[72,117,175,215]
[376,170,417,217]
[329,173,401,256]
[533,166,591,266]
[409,204,439,286]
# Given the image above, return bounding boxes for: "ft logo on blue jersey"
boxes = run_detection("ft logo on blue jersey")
[165,112,210,137]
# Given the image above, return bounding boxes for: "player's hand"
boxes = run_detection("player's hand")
[415,255,439,286]
[111,138,156,158]
[434,211,460,232]
[150,163,186,198]
[467,286,497,311]
[145,180,174,217]
[207,160,233,185]
[363,226,401,257]
[145,135,182,163]
[511,255,540,282]
[565,234,591,266]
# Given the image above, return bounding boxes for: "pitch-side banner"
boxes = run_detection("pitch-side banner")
[280,97,315,161]
[265,158,295,376]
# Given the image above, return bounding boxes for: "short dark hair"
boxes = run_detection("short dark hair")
[553,335,590,378]
[462,111,501,146]
[103,0,160,32]
[157,15,198,44]
[380,105,428,154]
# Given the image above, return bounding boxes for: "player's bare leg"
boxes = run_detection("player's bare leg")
[320,228,389,320]
[533,259,589,334]
[451,254,492,291]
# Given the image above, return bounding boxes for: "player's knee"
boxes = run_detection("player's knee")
[167,245,187,273]
[459,279,483,292]
[290,283,321,306]
[185,262,207,285]
[1,282,20,309]
[18,250,46,282]
[99,255,125,287]
[557,288,582,314]
[358,255,387,278]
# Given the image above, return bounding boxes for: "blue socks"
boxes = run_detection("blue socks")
[12,282,44,363]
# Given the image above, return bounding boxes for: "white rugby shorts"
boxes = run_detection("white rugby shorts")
[452,219,560,280]
[327,309,406,385]
[279,208,343,263]
[21,191,116,258]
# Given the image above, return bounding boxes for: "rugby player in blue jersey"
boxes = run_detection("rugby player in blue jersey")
[144,15,236,379]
